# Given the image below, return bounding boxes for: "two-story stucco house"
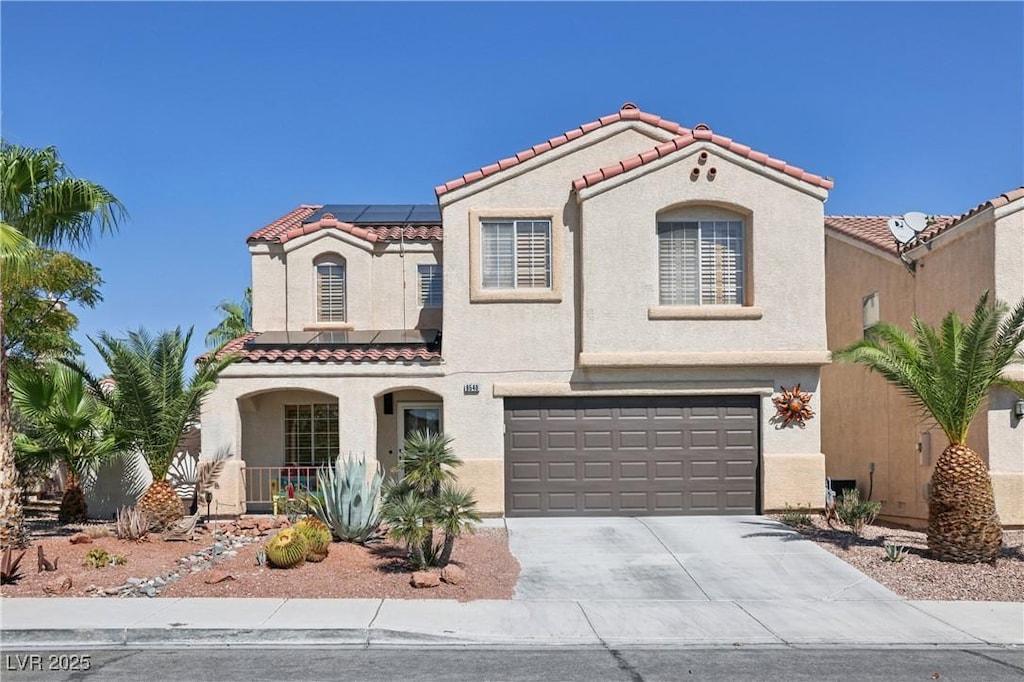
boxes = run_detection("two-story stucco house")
[200,103,835,517]
[822,187,1024,528]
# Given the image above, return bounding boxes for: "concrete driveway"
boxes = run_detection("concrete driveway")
[505,515,899,601]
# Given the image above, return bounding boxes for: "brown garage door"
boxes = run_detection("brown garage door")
[504,396,759,516]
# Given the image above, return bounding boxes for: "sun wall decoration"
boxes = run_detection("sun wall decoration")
[772,384,815,427]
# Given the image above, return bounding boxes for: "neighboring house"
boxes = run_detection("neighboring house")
[201,102,835,517]
[822,187,1024,528]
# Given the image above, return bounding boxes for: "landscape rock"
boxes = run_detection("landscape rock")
[68,533,92,545]
[410,571,440,588]
[203,570,236,585]
[43,574,73,595]
[441,565,467,585]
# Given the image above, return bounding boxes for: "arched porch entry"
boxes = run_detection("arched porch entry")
[374,387,444,479]
[239,387,338,511]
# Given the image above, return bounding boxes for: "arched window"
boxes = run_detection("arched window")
[657,206,746,306]
[315,255,346,322]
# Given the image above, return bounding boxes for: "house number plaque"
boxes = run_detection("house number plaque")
[463,383,480,395]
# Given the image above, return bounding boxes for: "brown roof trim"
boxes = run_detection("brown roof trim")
[434,102,691,197]
[572,127,834,192]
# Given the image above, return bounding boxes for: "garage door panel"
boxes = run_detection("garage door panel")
[547,462,578,480]
[505,396,759,516]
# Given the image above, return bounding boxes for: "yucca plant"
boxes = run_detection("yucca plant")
[10,362,118,523]
[838,291,1024,563]
[308,452,383,543]
[70,327,237,529]
[380,430,480,568]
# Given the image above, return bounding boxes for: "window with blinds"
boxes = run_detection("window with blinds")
[418,264,443,307]
[316,261,346,321]
[481,219,551,289]
[284,403,339,466]
[658,220,744,305]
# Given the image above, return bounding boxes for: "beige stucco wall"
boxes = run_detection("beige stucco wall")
[577,144,829,356]
[249,232,442,333]
[824,199,1024,526]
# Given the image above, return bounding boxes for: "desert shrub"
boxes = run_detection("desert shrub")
[780,504,814,527]
[82,524,112,539]
[834,488,881,536]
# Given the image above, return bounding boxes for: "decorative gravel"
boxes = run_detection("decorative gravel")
[0,520,519,602]
[772,515,1024,602]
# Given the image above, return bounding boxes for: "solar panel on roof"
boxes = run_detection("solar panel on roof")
[304,204,440,225]
[311,330,382,346]
[245,331,318,348]
[372,329,439,345]
[306,205,370,223]
[355,205,415,224]
[408,205,442,222]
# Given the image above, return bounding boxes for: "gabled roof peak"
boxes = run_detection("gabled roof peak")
[435,104,691,197]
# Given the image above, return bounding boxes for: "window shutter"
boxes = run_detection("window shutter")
[658,222,698,305]
[515,220,551,288]
[482,222,515,288]
[699,220,743,305]
[317,263,346,321]
[418,264,443,307]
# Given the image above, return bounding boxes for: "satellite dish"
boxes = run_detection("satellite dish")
[903,211,928,233]
[887,217,916,244]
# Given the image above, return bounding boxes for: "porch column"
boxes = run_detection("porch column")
[335,381,377,460]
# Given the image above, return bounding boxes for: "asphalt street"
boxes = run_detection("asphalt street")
[1,646,1022,682]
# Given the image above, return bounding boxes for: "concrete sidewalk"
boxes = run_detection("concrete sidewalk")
[1,597,1021,649]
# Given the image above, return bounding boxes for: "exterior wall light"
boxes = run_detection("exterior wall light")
[1014,398,1024,420]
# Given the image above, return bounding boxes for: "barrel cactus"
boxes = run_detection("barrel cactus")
[309,453,383,543]
[264,528,308,569]
[293,517,332,562]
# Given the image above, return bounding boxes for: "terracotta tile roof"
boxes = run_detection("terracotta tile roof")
[215,332,442,364]
[572,124,834,192]
[248,207,443,245]
[368,225,444,241]
[915,186,1024,245]
[825,186,1024,255]
[435,102,692,197]
[247,205,321,242]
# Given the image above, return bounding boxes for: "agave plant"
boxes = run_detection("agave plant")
[308,452,383,543]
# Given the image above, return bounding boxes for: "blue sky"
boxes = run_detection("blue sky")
[3,2,1022,372]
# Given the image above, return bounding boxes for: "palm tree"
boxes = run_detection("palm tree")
[838,291,1024,563]
[206,287,252,349]
[75,327,236,528]
[10,362,117,523]
[1,143,125,547]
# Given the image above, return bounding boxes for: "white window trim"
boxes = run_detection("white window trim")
[468,208,563,303]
